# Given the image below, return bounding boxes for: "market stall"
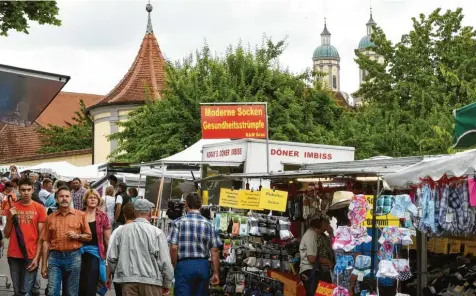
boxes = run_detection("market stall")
[194,156,426,296]
[383,149,476,296]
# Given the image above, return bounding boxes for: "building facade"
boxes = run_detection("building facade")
[312,10,383,107]
[87,3,167,164]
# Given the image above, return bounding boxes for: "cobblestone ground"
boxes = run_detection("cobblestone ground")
[0,240,115,296]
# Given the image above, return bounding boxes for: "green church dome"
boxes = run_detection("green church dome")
[358,35,375,50]
[313,44,340,61]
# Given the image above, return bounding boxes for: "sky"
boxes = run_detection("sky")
[1,0,475,97]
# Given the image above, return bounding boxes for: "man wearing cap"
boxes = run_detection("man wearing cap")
[107,199,173,296]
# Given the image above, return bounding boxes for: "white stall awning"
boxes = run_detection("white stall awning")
[21,161,103,182]
[384,150,476,189]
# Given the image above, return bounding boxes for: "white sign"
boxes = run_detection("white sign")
[202,140,354,172]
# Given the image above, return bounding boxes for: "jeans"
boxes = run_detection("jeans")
[33,271,41,293]
[47,249,82,296]
[78,252,99,296]
[174,259,209,296]
[8,257,38,296]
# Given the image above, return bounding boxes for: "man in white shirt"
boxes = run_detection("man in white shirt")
[38,178,53,204]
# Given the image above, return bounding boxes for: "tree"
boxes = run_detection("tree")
[37,100,93,153]
[109,39,344,163]
[0,1,61,36]
[349,8,476,158]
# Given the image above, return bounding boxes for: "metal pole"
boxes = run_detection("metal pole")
[370,175,380,277]
[137,174,142,192]
[265,102,270,174]
[416,230,427,296]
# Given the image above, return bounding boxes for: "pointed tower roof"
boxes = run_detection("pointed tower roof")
[321,18,331,36]
[366,8,377,26]
[89,3,166,110]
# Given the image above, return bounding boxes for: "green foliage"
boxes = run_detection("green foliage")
[37,100,92,154]
[109,38,344,163]
[346,7,476,159]
[0,1,61,36]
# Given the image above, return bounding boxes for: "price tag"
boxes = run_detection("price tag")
[446,212,453,223]
[358,273,364,281]
[464,241,476,256]
[450,240,461,254]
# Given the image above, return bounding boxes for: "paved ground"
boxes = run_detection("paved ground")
[0,240,116,296]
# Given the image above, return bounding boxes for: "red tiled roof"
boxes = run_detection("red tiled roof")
[0,122,43,163]
[37,92,102,127]
[0,91,101,163]
[89,32,167,109]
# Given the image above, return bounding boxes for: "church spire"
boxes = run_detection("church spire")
[321,18,331,45]
[146,1,153,34]
[366,7,377,35]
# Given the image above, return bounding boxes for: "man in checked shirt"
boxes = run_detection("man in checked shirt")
[168,192,222,296]
[40,186,92,296]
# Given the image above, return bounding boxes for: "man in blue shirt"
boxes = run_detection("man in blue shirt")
[168,192,222,296]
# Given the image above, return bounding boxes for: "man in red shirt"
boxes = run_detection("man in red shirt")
[4,178,47,296]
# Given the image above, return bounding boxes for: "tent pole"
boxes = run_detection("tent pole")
[416,230,427,296]
[154,165,165,227]
[370,174,380,277]
[137,174,142,193]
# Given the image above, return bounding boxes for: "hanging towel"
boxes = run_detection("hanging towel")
[469,179,476,207]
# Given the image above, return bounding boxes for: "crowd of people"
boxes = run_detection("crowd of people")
[0,165,222,296]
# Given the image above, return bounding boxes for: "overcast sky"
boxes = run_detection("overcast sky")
[1,0,475,97]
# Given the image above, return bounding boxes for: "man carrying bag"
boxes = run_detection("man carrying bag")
[4,178,47,296]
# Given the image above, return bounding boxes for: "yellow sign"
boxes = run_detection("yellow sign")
[364,195,400,227]
[464,240,476,256]
[428,238,436,253]
[259,188,288,212]
[434,238,449,254]
[237,190,261,210]
[202,190,209,205]
[450,240,462,254]
[219,188,239,208]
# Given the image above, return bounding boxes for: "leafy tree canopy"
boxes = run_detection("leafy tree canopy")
[0,1,61,36]
[110,39,344,163]
[37,100,93,154]
[342,7,476,159]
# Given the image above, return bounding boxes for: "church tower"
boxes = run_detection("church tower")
[87,3,167,164]
[357,9,383,87]
[312,19,340,92]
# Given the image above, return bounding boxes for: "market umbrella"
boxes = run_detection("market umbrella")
[453,102,476,149]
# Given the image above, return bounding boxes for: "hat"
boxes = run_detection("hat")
[134,199,155,211]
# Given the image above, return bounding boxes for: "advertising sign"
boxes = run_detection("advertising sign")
[364,195,400,227]
[259,188,288,212]
[237,190,262,210]
[315,281,337,296]
[219,188,239,208]
[200,104,267,139]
